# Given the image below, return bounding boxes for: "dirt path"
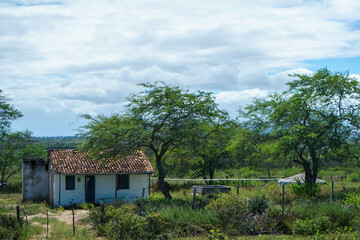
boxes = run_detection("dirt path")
[28,209,90,224]
[28,209,93,239]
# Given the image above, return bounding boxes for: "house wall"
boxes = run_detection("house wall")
[52,173,150,206]
[53,174,86,206]
[22,159,49,201]
[116,174,149,202]
[95,175,116,203]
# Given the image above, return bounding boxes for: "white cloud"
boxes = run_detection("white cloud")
[1,0,360,135]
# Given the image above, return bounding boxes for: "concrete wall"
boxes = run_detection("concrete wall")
[116,174,149,202]
[95,175,116,203]
[22,159,49,201]
[51,173,150,206]
[52,174,86,206]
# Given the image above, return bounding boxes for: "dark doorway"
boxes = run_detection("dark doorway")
[85,175,95,203]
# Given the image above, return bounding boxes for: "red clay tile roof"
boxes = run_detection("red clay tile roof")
[48,149,155,174]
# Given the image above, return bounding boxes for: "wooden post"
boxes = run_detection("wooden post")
[16,206,20,223]
[22,209,28,224]
[192,189,196,209]
[72,209,75,236]
[46,210,49,238]
[140,187,145,216]
[331,179,334,201]
[282,184,285,216]
[237,185,239,195]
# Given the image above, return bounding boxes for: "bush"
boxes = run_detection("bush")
[246,196,268,215]
[104,212,146,240]
[206,194,274,235]
[317,201,352,228]
[344,193,360,209]
[349,173,360,182]
[292,182,319,197]
[0,182,22,194]
[292,216,331,235]
[0,213,23,239]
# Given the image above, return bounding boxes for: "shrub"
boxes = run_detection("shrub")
[292,182,319,197]
[0,213,23,239]
[291,199,316,219]
[349,173,360,182]
[206,194,274,235]
[246,196,268,215]
[317,201,352,228]
[0,182,22,194]
[344,193,360,209]
[292,216,331,235]
[104,212,146,240]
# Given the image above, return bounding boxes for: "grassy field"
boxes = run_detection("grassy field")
[1,170,360,239]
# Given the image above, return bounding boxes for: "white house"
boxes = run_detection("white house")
[22,149,155,206]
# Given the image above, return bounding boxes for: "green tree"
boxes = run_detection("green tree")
[179,120,235,184]
[0,90,22,135]
[79,82,226,199]
[0,131,46,189]
[238,69,360,185]
[0,90,45,190]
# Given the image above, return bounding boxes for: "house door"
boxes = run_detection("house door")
[85,176,95,203]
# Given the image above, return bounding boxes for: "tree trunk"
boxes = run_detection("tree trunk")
[156,157,172,199]
[209,167,215,185]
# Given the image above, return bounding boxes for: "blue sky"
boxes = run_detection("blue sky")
[306,57,360,74]
[1,0,360,136]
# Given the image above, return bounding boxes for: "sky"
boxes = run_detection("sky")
[1,0,360,136]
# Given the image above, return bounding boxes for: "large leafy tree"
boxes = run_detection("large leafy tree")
[0,90,45,190]
[79,82,226,199]
[179,120,235,184]
[0,90,22,135]
[0,131,46,189]
[239,69,360,184]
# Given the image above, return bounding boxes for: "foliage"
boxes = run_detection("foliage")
[292,182,319,197]
[208,229,228,240]
[171,120,236,183]
[237,68,360,187]
[344,193,360,209]
[348,173,360,182]
[0,90,46,191]
[33,136,81,150]
[292,216,331,235]
[0,212,23,239]
[0,131,46,191]
[79,82,226,199]
[0,90,22,135]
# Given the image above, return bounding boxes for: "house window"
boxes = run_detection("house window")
[66,176,75,190]
[117,174,129,189]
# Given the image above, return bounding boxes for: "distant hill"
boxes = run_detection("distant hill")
[33,136,82,150]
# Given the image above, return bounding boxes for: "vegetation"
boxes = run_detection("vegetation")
[85,181,360,239]
[79,82,227,199]
[2,68,360,238]
[33,136,81,150]
[235,69,360,187]
[0,90,46,191]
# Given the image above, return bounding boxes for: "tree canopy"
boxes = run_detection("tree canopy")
[0,90,22,135]
[238,68,360,185]
[0,90,45,190]
[79,82,227,199]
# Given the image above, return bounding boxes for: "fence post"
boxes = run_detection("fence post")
[46,210,49,238]
[72,209,75,236]
[331,177,334,201]
[192,189,196,209]
[16,206,21,223]
[140,187,145,216]
[22,209,28,224]
[282,185,285,216]
[237,185,239,195]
